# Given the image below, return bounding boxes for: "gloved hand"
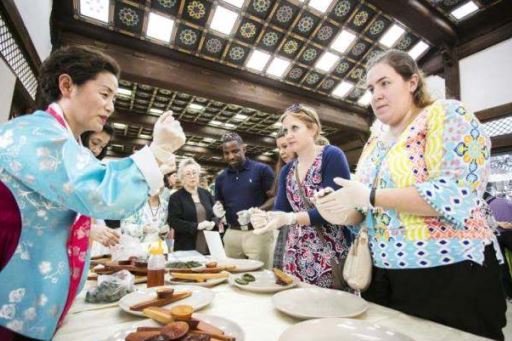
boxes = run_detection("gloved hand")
[213,201,225,218]
[150,111,186,164]
[159,224,170,235]
[159,157,176,175]
[250,210,269,230]
[143,225,159,234]
[315,178,371,210]
[314,187,351,225]
[236,209,251,226]
[253,211,296,235]
[90,224,120,247]
[198,221,216,230]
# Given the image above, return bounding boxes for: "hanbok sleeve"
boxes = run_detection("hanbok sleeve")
[0,113,158,219]
[414,100,491,229]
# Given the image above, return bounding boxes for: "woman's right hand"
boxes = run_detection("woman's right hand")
[90,224,120,247]
[150,111,186,164]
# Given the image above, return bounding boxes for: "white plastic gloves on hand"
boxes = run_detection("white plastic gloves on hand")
[315,178,371,215]
[212,201,225,218]
[90,224,120,247]
[143,225,159,235]
[197,221,216,231]
[251,211,296,235]
[236,209,252,226]
[150,111,186,167]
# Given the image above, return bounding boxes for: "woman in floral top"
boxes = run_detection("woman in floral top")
[251,105,353,288]
[316,49,506,340]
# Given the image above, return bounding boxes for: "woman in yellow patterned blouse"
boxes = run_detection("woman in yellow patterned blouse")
[316,49,506,340]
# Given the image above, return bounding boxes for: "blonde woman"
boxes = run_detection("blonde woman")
[252,105,352,288]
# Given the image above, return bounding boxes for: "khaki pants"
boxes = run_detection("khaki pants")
[223,228,274,269]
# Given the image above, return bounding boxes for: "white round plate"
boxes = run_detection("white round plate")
[213,258,263,272]
[103,313,245,341]
[272,288,368,319]
[279,318,414,341]
[228,270,298,293]
[118,285,214,317]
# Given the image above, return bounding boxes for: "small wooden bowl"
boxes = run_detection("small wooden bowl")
[170,305,194,320]
[156,287,175,299]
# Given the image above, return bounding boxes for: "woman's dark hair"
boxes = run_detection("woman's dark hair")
[366,49,433,108]
[37,45,121,109]
[81,123,114,160]
[270,129,287,197]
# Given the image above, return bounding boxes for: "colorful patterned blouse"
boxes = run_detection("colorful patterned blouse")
[355,99,496,269]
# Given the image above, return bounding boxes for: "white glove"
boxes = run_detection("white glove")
[250,211,269,230]
[90,224,120,247]
[123,224,143,238]
[159,158,176,175]
[150,111,186,163]
[315,178,371,210]
[143,225,159,234]
[198,221,215,230]
[213,201,225,218]
[253,211,296,235]
[237,209,251,226]
[159,224,170,235]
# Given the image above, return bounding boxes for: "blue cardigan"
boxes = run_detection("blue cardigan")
[274,144,350,226]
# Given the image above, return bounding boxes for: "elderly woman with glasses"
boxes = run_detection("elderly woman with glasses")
[168,158,219,254]
[251,104,354,289]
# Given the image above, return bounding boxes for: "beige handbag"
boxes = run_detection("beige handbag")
[343,228,372,292]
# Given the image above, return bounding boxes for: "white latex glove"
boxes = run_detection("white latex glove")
[253,211,296,235]
[150,111,186,163]
[159,224,170,235]
[316,178,371,210]
[236,209,251,226]
[213,201,225,218]
[143,225,159,234]
[90,224,120,247]
[250,211,269,230]
[198,221,215,230]
[159,158,176,175]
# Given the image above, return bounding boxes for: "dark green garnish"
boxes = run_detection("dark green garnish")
[242,273,256,282]
[235,278,248,285]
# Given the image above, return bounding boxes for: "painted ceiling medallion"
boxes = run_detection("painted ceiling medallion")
[302,48,317,61]
[229,46,245,60]
[119,7,139,26]
[187,1,206,19]
[276,6,294,23]
[297,16,315,32]
[353,11,369,26]
[179,29,198,45]
[158,0,177,8]
[240,22,257,38]
[252,0,271,13]
[206,38,222,53]
[262,32,279,46]
[317,26,334,41]
[334,0,351,17]
[283,40,298,54]
[369,20,385,35]
[289,67,303,79]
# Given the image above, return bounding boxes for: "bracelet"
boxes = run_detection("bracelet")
[369,187,377,209]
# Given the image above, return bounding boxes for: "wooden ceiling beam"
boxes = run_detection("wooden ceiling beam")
[366,0,458,47]
[109,135,274,164]
[475,102,512,123]
[110,109,276,148]
[57,31,369,133]
[491,134,512,153]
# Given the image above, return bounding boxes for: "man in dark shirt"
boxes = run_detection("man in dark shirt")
[214,133,275,267]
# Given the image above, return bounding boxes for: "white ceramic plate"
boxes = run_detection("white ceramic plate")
[228,270,298,293]
[272,288,368,319]
[212,258,264,272]
[103,313,245,341]
[118,285,214,317]
[279,318,414,341]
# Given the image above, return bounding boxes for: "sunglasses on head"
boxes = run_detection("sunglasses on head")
[285,103,302,113]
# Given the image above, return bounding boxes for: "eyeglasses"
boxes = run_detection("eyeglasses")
[183,171,199,177]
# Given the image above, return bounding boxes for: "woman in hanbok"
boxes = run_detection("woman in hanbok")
[0,45,185,340]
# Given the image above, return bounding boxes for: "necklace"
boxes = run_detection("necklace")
[149,200,161,222]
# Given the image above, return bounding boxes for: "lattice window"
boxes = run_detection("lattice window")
[0,13,38,99]
[483,115,512,138]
